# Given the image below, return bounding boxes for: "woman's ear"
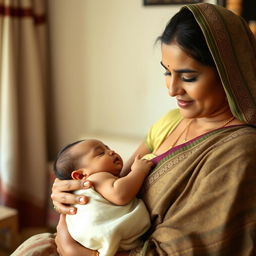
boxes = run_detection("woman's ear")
[71,169,87,180]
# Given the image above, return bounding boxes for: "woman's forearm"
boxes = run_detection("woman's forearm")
[56,214,99,256]
[67,245,98,256]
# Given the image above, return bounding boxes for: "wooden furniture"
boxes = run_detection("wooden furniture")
[0,206,18,254]
[218,0,256,37]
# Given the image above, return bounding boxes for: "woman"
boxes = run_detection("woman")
[12,3,256,256]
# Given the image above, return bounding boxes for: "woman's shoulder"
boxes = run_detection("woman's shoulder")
[149,109,182,136]
[234,124,256,143]
[152,109,182,128]
[231,124,256,137]
[208,125,256,174]
[215,124,256,152]
[161,108,181,121]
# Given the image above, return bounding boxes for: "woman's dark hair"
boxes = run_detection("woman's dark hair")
[158,8,215,67]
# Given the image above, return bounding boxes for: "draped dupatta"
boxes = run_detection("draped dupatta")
[186,3,256,124]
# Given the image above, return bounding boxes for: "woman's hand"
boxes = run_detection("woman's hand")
[55,214,99,256]
[51,178,92,214]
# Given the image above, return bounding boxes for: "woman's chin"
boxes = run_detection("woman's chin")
[178,109,197,119]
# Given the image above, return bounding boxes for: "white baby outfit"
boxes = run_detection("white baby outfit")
[66,188,150,256]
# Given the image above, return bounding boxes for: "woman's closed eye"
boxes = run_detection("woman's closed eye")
[181,76,197,82]
[163,71,171,76]
[163,71,198,82]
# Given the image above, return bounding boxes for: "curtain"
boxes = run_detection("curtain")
[0,0,48,228]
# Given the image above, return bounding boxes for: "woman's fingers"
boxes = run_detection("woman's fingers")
[51,191,89,215]
[52,178,91,192]
[51,178,93,215]
[53,201,76,215]
[51,191,88,205]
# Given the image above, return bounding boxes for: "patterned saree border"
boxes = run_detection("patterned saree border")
[144,126,253,191]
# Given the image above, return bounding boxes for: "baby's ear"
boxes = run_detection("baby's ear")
[71,169,88,180]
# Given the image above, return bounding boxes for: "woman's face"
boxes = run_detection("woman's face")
[161,42,229,119]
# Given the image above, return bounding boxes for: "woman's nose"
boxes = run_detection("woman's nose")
[166,76,185,97]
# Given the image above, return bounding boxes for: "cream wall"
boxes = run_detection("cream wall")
[47,0,216,157]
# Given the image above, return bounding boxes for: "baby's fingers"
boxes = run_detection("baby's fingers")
[135,154,142,160]
[143,159,154,167]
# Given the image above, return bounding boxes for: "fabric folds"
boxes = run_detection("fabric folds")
[185,3,256,124]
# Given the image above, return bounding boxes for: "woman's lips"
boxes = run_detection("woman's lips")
[177,99,194,108]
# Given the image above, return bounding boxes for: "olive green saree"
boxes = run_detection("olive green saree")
[131,125,256,255]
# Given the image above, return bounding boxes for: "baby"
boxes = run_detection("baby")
[53,139,153,256]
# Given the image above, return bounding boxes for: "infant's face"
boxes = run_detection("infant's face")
[72,139,123,176]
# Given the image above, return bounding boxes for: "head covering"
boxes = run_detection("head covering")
[183,3,256,124]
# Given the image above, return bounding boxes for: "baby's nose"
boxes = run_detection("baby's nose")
[108,149,115,155]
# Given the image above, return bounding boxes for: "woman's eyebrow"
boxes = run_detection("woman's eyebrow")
[160,61,197,73]
[160,61,168,69]
[174,69,197,73]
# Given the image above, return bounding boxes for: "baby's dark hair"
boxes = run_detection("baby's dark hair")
[53,140,85,180]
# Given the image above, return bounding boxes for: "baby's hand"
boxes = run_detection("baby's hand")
[131,155,154,174]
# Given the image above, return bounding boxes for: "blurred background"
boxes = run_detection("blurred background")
[0,0,254,254]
